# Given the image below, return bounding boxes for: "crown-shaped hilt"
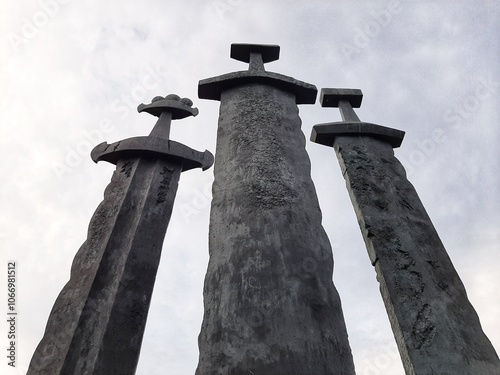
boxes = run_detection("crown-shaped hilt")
[137,94,199,139]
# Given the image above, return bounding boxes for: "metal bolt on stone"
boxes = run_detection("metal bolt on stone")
[27,94,213,375]
[196,44,356,375]
[311,88,500,375]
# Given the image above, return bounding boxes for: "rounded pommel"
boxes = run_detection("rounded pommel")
[320,88,363,108]
[137,94,199,119]
[230,43,280,63]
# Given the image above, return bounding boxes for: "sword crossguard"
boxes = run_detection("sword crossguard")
[311,87,405,148]
[199,43,317,104]
[92,93,214,171]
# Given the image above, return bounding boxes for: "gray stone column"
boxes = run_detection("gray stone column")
[311,88,500,375]
[196,44,355,375]
[28,95,213,375]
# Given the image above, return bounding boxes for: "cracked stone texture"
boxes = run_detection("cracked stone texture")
[333,135,500,375]
[196,83,355,375]
[28,157,182,375]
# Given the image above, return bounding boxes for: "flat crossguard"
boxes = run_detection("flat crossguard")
[311,88,405,148]
[198,43,317,104]
[91,94,214,171]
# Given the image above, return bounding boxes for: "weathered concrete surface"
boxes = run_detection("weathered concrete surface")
[196,83,356,375]
[331,135,500,375]
[28,157,182,375]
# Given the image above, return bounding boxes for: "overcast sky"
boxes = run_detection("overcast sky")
[1,1,498,374]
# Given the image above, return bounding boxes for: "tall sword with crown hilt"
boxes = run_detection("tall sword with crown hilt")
[28,94,213,375]
[311,88,500,375]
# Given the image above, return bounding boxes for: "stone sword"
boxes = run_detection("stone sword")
[28,94,213,375]
[311,88,500,375]
[196,44,356,375]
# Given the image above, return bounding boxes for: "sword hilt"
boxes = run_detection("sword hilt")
[138,94,199,140]
[93,94,213,171]
[230,43,280,72]
[320,88,363,122]
[311,88,405,148]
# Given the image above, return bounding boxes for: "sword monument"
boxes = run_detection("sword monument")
[28,94,213,375]
[311,88,500,375]
[195,44,356,375]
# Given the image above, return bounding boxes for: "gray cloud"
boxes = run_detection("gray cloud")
[1,1,498,374]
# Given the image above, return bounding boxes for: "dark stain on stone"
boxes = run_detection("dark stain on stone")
[412,304,436,349]
[156,166,174,204]
[400,196,414,211]
[120,161,134,178]
[427,260,440,269]
[373,198,389,211]
[396,250,415,270]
